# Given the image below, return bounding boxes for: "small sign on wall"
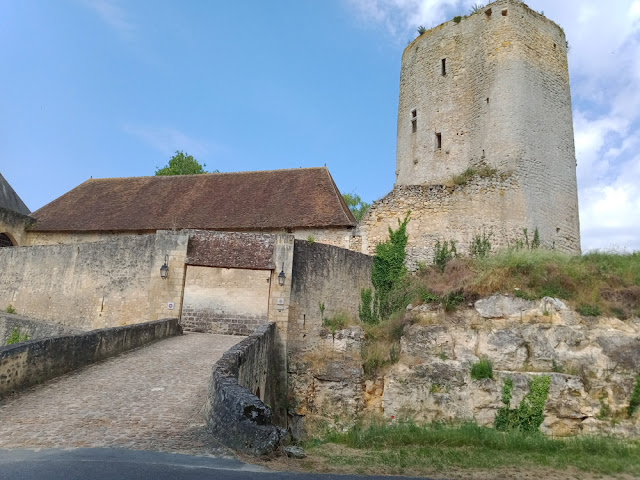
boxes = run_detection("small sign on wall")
[167,302,174,310]
[277,298,285,305]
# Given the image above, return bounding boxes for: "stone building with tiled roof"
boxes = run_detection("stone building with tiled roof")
[4,167,359,249]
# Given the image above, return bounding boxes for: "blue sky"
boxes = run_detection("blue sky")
[1,0,639,251]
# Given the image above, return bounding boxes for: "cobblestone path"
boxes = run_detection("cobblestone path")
[0,332,242,456]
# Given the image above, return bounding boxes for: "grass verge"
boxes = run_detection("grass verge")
[302,422,640,477]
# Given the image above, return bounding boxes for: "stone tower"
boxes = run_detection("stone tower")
[358,0,581,267]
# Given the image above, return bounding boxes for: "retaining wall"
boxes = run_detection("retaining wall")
[204,323,285,455]
[0,318,182,398]
[0,313,84,343]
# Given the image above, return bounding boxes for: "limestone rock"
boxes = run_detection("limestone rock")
[283,446,306,459]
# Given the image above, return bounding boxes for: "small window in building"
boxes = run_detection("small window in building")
[436,133,442,150]
[411,109,417,133]
[441,58,447,76]
[502,9,508,16]
[485,8,492,17]
[486,98,490,104]
[553,43,557,49]
[556,227,561,233]
[482,149,486,158]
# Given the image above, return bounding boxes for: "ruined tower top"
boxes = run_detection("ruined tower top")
[395,0,574,187]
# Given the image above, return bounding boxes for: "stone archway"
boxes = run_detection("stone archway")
[0,233,15,247]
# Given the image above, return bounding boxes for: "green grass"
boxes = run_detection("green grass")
[450,166,498,186]
[412,249,640,318]
[307,421,640,476]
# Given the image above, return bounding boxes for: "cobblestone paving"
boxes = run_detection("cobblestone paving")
[0,332,242,456]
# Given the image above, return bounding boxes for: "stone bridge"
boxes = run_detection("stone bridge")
[0,332,243,456]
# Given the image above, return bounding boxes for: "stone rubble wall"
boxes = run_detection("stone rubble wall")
[358,176,533,270]
[204,323,286,455]
[0,318,182,398]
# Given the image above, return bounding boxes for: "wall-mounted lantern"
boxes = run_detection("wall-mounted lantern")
[278,263,286,287]
[160,255,169,280]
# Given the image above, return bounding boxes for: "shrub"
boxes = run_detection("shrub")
[6,304,16,314]
[453,16,462,23]
[307,235,315,244]
[469,3,484,14]
[417,25,427,35]
[5,327,28,345]
[372,213,410,319]
[577,304,601,317]
[359,288,378,325]
[323,313,349,335]
[628,376,640,418]
[470,357,493,380]
[433,240,457,272]
[470,230,492,259]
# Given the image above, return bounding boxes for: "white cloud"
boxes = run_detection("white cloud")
[122,124,214,160]
[79,0,135,40]
[343,0,640,251]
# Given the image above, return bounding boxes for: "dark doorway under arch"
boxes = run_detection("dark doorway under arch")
[0,233,15,247]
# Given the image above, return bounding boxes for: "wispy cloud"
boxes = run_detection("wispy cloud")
[122,124,218,161]
[79,0,135,40]
[343,0,640,251]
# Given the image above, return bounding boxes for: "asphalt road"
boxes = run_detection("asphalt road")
[0,448,434,480]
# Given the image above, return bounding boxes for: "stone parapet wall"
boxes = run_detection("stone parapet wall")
[0,318,182,398]
[204,323,285,455]
[0,314,84,343]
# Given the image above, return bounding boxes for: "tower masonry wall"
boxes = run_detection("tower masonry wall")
[374,0,580,258]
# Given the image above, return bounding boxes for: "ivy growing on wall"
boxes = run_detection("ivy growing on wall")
[494,375,551,434]
[359,212,410,323]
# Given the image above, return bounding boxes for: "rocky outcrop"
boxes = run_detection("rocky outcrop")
[290,295,640,437]
[382,295,640,436]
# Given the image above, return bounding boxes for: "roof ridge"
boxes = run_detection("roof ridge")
[89,166,327,182]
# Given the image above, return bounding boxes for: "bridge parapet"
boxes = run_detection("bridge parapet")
[0,318,181,398]
[205,322,286,455]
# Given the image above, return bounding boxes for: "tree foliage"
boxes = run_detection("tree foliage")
[155,150,211,176]
[342,193,371,222]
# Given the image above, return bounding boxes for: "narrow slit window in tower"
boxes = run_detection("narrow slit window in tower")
[441,58,447,76]
[486,98,490,104]
[411,109,417,133]
[436,133,442,150]
[502,9,508,16]
[485,8,492,17]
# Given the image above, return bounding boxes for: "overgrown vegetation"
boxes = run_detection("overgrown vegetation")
[301,420,640,477]
[417,25,426,35]
[359,213,410,324]
[5,327,29,345]
[453,16,463,23]
[449,165,497,186]
[323,313,349,336]
[629,375,640,418]
[412,249,640,319]
[470,230,492,258]
[470,357,493,380]
[5,304,16,314]
[469,3,485,14]
[494,376,550,434]
[433,240,457,272]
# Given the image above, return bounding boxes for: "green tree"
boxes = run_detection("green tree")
[155,150,211,176]
[342,193,371,222]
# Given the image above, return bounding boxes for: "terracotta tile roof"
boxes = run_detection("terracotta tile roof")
[31,167,356,232]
